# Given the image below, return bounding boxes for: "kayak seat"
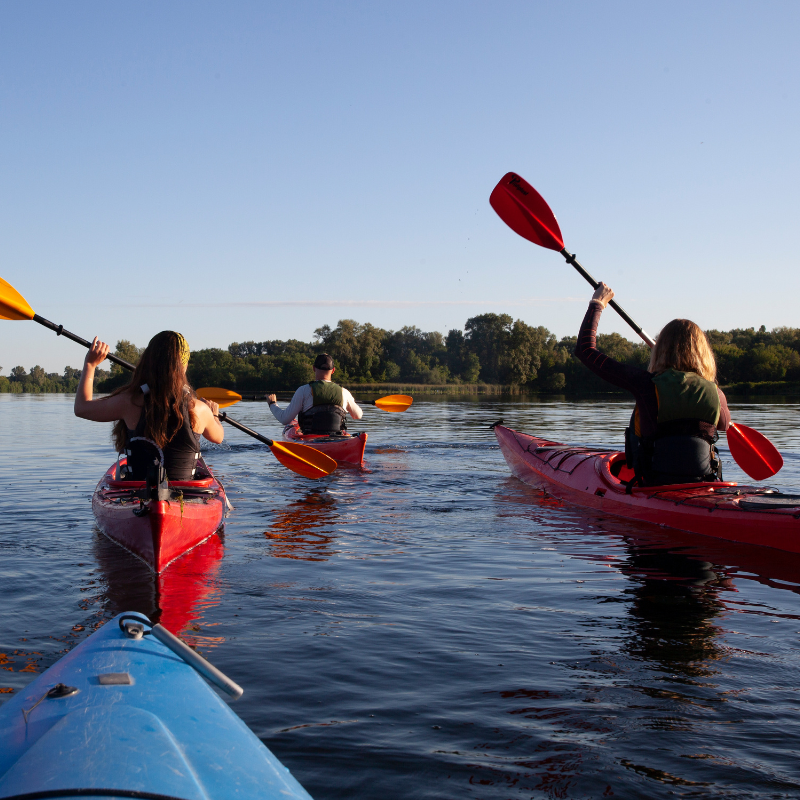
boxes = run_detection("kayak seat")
[598,451,738,494]
[609,454,636,484]
[107,476,216,490]
[107,457,215,490]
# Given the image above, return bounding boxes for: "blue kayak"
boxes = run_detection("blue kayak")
[0,612,313,800]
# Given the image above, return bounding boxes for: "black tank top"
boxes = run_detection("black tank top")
[124,398,200,481]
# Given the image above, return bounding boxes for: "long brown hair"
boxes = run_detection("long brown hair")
[111,331,195,452]
[648,319,717,382]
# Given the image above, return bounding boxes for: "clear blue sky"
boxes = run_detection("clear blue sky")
[2,1,798,372]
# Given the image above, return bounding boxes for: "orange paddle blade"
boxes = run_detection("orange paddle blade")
[373,394,413,412]
[269,441,337,479]
[0,276,35,321]
[727,422,783,481]
[196,387,242,408]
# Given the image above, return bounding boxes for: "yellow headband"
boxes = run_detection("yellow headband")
[176,333,190,367]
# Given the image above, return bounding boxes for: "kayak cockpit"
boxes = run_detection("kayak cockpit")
[597,450,738,494]
[107,458,217,491]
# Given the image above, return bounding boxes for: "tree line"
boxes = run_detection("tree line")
[2,317,800,395]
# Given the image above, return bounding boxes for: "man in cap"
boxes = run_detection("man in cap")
[267,353,363,435]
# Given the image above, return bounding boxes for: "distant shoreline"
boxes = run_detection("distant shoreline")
[6,380,800,398]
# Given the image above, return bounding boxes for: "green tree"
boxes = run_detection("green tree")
[110,340,144,376]
[464,313,514,383]
[315,320,387,383]
[187,349,240,389]
[745,344,800,382]
[29,365,46,386]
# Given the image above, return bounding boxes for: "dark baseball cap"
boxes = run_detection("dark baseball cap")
[314,353,334,370]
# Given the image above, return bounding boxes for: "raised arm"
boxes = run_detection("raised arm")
[267,385,310,426]
[574,284,651,395]
[74,337,133,422]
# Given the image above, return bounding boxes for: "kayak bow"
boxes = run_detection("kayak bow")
[0,611,313,799]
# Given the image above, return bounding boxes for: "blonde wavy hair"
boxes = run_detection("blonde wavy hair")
[648,319,717,382]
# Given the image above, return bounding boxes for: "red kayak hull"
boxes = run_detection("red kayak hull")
[283,424,367,466]
[92,459,226,573]
[494,424,800,553]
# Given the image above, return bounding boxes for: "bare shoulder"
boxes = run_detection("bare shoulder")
[190,395,213,426]
[103,389,139,412]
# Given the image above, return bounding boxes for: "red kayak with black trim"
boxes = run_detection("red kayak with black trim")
[494,423,800,553]
[92,457,227,572]
[283,423,367,467]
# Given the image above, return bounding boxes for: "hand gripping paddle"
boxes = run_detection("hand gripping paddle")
[489,173,783,481]
[0,276,337,479]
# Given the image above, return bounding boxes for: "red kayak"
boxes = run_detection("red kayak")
[92,457,227,572]
[283,423,367,466]
[494,423,800,554]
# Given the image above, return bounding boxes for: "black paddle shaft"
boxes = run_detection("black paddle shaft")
[33,314,136,370]
[244,393,378,406]
[559,250,655,348]
[218,411,276,447]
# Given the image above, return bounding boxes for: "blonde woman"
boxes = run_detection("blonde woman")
[575,283,730,486]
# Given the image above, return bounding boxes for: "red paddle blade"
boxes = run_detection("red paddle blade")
[489,172,564,251]
[727,422,783,481]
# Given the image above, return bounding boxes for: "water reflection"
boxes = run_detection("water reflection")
[92,530,225,644]
[618,545,730,680]
[488,484,743,789]
[499,481,733,675]
[263,488,339,561]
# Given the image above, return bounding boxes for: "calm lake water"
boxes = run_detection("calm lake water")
[3,393,800,799]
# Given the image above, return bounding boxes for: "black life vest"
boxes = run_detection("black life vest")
[298,381,348,435]
[625,369,722,487]
[121,398,201,482]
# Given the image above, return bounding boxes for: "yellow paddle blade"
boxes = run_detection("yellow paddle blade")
[196,387,242,408]
[269,441,337,479]
[0,276,35,321]
[374,394,413,412]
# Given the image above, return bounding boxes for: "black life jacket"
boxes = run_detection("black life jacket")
[298,381,348,435]
[121,397,201,482]
[625,369,722,488]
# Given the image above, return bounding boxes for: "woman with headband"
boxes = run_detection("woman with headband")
[74,331,224,481]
